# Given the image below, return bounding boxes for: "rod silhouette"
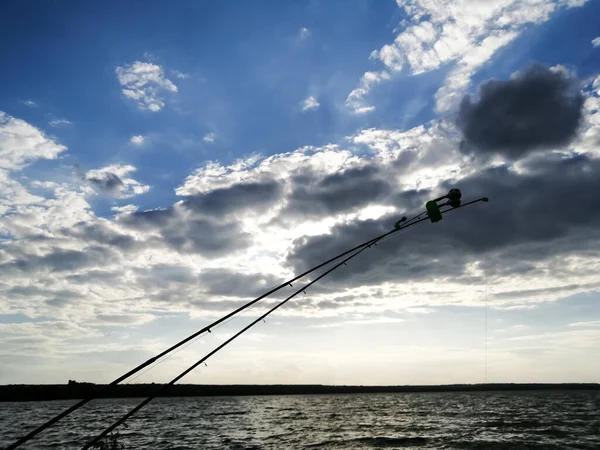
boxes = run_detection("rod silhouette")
[82,196,488,449]
[5,209,424,450]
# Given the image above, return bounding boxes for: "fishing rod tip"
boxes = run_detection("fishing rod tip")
[482,197,489,202]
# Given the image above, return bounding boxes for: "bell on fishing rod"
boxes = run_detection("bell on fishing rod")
[445,188,462,208]
[426,200,443,223]
[394,216,407,229]
[447,188,461,201]
[432,188,462,203]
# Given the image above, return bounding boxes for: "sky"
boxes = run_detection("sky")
[1,0,600,386]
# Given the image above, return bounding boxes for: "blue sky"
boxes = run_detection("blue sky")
[1,0,600,386]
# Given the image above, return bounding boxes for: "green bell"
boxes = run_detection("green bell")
[426,200,443,223]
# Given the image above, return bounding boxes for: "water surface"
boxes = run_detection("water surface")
[1,391,599,449]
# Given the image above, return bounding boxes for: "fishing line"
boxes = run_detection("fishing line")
[485,252,488,385]
[82,196,489,449]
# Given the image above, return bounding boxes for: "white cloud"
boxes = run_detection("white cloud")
[345,71,390,114]
[22,100,37,108]
[84,164,150,199]
[350,0,589,112]
[299,27,311,39]
[173,70,190,79]
[116,61,178,112]
[302,96,320,111]
[0,111,66,171]
[48,119,72,127]
[203,132,216,143]
[176,144,360,195]
[593,37,600,47]
[130,135,145,145]
[111,204,139,214]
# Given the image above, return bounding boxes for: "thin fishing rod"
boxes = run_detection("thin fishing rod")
[5,209,426,450]
[82,196,488,449]
[82,247,373,449]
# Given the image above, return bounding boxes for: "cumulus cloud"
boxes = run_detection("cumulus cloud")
[183,180,283,216]
[130,135,145,145]
[116,61,178,112]
[592,37,600,47]
[457,64,585,159]
[302,96,320,111]
[283,165,392,218]
[120,207,252,256]
[0,112,67,170]
[84,164,150,199]
[287,155,600,304]
[352,0,588,112]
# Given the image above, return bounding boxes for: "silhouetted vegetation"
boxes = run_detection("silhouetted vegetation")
[90,431,125,450]
[1,382,598,402]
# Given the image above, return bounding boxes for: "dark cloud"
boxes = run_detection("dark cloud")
[184,180,282,216]
[283,165,392,217]
[196,268,284,298]
[287,154,600,289]
[457,64,584,159]
[134,264,198,290]
[120,206,251,256]
[117,181,283,256]
[2,246,116,274]
[66,269,126,285]
[161,218,251,254]
[86,172,125,195]
[61,223,136,250]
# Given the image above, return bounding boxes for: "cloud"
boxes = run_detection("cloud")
[0,111,66,171]
[353,0,588,112]
[457,64,585,159]
[592,37,600,47]
[299,27,311,39]
[176,145,360,195]
[116,61,178,112]
[183,180,283,216]
[84,164,150,199]
[569,321,600,327]
[48,119,72,127]
[302,96,320,111]
[2,91,600,385]
[130,135,145,145]
[345,71,390,114]
[286,153,600,295]
[2,246,117,274]
[22,100,37,107]
[120,207,252,256]
[173,70,190,79]
[203,132,216,143]
[283,165,392,218]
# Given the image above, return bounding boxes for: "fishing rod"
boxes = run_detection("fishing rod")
[4,191,465,450]
[82,193,488,449]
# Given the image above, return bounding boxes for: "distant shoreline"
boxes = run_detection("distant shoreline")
[1,383,599,402]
